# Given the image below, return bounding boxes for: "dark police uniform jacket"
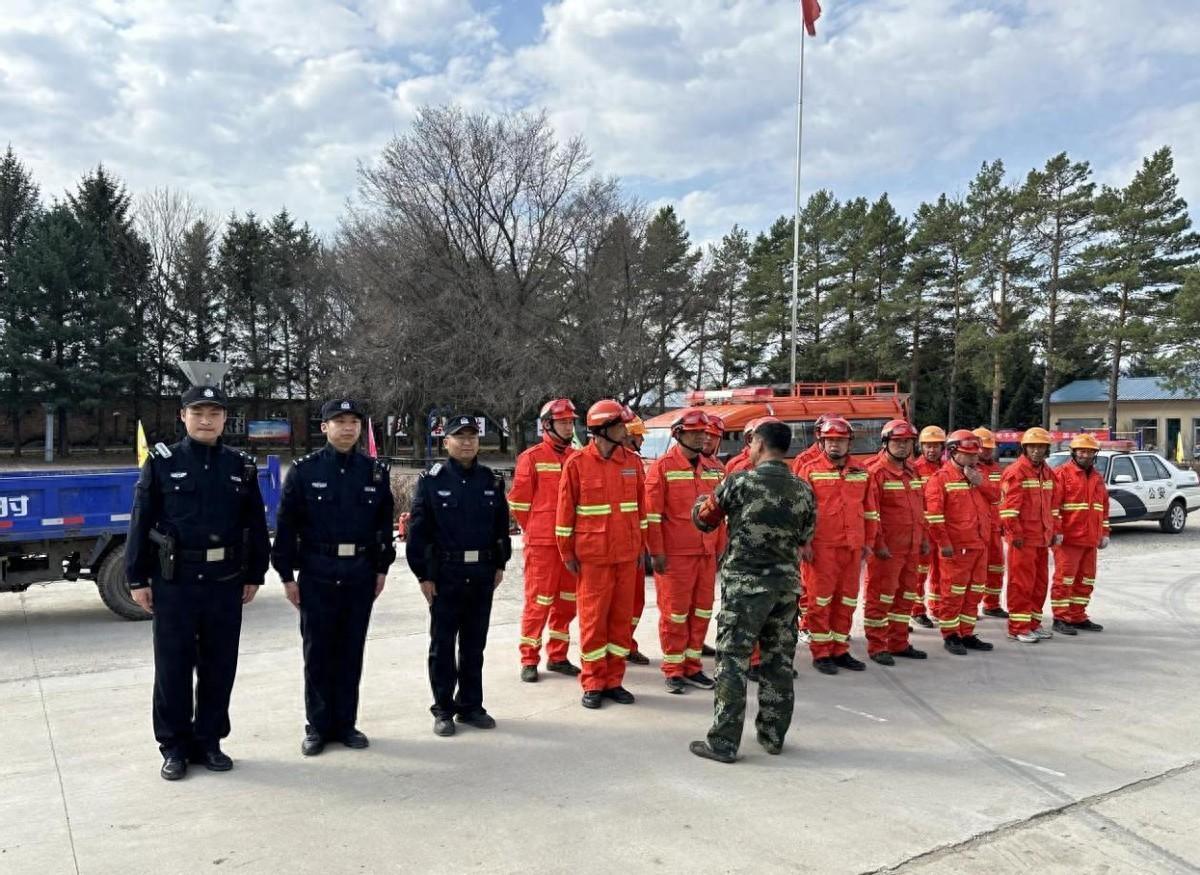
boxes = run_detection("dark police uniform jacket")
[126,437,270,588]
[406,459,512,581]
[271,445,397,582]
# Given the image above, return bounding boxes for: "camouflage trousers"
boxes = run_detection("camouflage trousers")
[707,587,799,757]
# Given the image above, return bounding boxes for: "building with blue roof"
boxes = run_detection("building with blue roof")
[1048,377,1200,458]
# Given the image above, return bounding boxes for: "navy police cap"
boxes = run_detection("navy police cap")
[445,415,480,435]
[181,384,228,409]
[321,399,366,421]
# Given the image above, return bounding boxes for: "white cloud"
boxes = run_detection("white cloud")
[0,0,1196,246]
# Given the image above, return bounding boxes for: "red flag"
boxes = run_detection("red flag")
[801,0,821,36]
[366,417,378,458]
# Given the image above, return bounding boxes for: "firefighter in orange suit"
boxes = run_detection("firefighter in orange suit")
[911,426,946,628]
[1050,433,1109,635]
[923,430,995,655]
[971,427,1007,619]
[793,417,879,675]
[999,427,1062,644]
[863,420,929,664]
[623,413,651,665]
[795,412,839,469]
[556,400,647,709]
[645,409,722,693]
[698,413,727,658]
[509,399,580,683]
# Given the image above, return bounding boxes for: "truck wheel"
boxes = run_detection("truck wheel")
[1159,500,1187,534]
[97,544,151,621]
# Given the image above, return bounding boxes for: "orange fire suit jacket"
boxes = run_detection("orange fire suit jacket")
[975,457,1003,532]
[923,461,992,550]
[1056,461,1110,546]
[998,455,1061,546]
[866,452,927,555]
[556,442,647,564]
[645,445,722,556]
[507,436,577,547]
[794,453,879,549]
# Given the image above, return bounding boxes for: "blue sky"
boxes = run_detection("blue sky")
[2,0,1197,246]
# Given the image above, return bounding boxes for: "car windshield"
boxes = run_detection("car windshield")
[640,427,673,460]
[1047,452,1109,477]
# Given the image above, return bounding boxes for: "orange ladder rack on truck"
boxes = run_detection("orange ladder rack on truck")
[640,382,911,464]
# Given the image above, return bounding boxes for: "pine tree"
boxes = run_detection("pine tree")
[861,194,908,380]
[796,190,842,379]
[1085,147,1200,433]
[636,206,700,405]
[0,145,41,454]
[218,212,274,420]
[743,217,793,381]
[1022,153,1095,426]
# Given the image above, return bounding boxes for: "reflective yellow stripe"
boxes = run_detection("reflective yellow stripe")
[809,632,833,642]
[535,463,562,472]
[509,500,532,511]
[815,596,833,607]
[555,526,574,536]
[882,482,905,490]
[950,585,967,595]
[640,520,648,530]
[1061,503,1090,511]
[1092,503,1106,512]
[662,652,685,664]
[903,591,919,600]
[535,595,554,606]
[669,612,688,623]
[830,631,849,643]
[845,473,868,483]
[520,636,542,647]
[938,618,958,628]
[880,594,894,604]
[618,502,638,512]
[664,470,694,481]
[925,514,945,523]
[999,509,1019,518]
[559,591,577,602]
[700,472,723,480]
[888,613,910,623]
[548,630,571,642]
[958,614,977,625]
[645,513,663,523]
[694,608,713,619]
[988,473,1001,481]
[607,643,631,657]
[683,648,702,660]
[863,511,880,520]
[863,618,888,628]
[809,472,841,480]
[910,480,924,489]
[841,596,858,608]
[987,565,1004,574]
[582,647,608,662]
[1009,613,1031,621]
[1050,599,1071,607]
[970,584,986,593]
[576,504,612,516]
[944,482,969,491]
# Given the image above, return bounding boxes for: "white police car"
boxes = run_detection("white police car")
[1047,450,1200,533]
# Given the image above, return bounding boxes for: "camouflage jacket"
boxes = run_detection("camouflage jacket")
[693,459,816,594]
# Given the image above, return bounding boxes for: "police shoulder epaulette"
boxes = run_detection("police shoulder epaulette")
[374,457,391,473]
[425,462,444,477]
[152,442,172,459]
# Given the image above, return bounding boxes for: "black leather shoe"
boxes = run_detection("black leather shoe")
[521,665,539,682]
[193,749,233,771]
[581,691,603,709]
[1073,619,1104,632]
[456,710,496,729]
[433,716,456,737]
[665,676,687,694]
[701,643,717,657]
[341,729,370,748]
[813,657,838,675]
[689,740,736,763]
[913,613,935,629]
[943,635,968,656]
[546,660,581,676]
[160,756,187,781]
[869,652,895,666]
[833,653,866,671]
[626,650,650,666]
[602,686,635,705]
[892,645,927,659]
[961,635,993,651]
[983,607,1009,619]
[1052,619,1079,636]
[301,732,325,757]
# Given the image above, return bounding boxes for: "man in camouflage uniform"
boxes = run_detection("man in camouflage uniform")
[687,420,816,763]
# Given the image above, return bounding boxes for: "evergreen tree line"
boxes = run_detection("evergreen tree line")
[2,104,1198,457]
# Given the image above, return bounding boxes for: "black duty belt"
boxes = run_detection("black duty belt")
[438,548,496,565]
[306,542,372,558]
[179,546,241,564]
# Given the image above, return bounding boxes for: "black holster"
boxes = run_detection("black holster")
[148,528,177,582]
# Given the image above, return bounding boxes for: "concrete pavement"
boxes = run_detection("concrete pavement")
[2,532,1198,874]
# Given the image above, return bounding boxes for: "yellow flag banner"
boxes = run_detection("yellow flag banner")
[137,420,149,467]
[1177,431,1185,464]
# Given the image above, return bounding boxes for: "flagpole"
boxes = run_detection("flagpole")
[789,26,807,389]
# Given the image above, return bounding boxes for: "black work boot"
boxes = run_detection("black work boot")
[581,691,603,709]
[983,607,1009,619]
[602,686,635,705]
[301,731,325,757]
[192,748,233,771]
[626,650,650,666]
[520,665,539,682]
[433,716,456,736]
[869,651,895,666]
[546,660,581,676]
[456,710,496,729]
[665,676,687,695]
[689,740,736,763]
[913,613,935,629]
[833,653,866,671]
[813,657,838,675]
[891,645,927,659]
[961,635,993,651]
[1073,619,1104,632]
[1052,619,1078,636]
[160,755,187,781]
[943,635,967,656]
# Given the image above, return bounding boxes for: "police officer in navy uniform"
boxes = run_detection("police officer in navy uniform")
[126,383,270,781]
[272,399,396,756]
[406,415,511,737]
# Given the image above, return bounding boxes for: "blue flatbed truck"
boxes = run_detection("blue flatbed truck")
[0,456,282,620]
